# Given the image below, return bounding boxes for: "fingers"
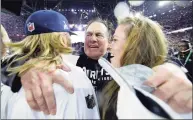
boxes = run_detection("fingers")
[152,76,188,102]
[21,65,73,115]
[38,72,56,115]
[168,90,192,113]
[51,63,73,93]
[61,80,74,94]
[144,63,193,113]
[21,68,39,90]
[32,85,49,114]
[186,97,193,112]
[52,69,74,94]
[144,66,172,87]
[56,63,71,72]
[25,90,40,111]
[22,69,41,111]
[21,68,53,115]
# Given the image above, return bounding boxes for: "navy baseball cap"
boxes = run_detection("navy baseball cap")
[25,10,76,36]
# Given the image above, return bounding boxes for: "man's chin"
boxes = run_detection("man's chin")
[86,53,102,60]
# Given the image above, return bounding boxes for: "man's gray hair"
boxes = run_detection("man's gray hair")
[86,18,114,41]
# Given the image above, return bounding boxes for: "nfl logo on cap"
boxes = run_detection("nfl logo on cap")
[24,10,76,36]
[27,22,35,32]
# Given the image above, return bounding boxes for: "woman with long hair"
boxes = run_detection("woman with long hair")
[1,10,99,119]
[102,14,168,119]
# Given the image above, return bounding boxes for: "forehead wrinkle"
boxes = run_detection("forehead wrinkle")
[86,22,108,34]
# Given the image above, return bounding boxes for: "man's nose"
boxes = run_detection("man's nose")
[90,35,97,42]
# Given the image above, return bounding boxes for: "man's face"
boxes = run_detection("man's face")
[178,42,188,52]
[84,22,109,60]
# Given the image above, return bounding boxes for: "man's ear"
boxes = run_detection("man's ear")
[107,44,112,51]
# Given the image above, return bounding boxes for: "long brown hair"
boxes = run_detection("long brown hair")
[102,14,168,119]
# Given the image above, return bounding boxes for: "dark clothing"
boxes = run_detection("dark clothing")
[75,48,113,119]
[1,55,25,92]
[76,52,113,92]
[76,51,113,118]
[76,47,113,92]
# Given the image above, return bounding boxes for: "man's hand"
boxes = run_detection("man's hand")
[144,63,192,113]
[21,64,73,115]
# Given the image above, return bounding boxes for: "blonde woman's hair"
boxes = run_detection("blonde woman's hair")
[6,32,72,76]
[102,14,168,119]
[119,14,167,67]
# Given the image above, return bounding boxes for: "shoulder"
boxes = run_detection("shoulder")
[166,56,181,67]
[63,63,93,89]
[62,54,80,65]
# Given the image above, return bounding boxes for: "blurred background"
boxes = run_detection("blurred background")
[1,0,192,55]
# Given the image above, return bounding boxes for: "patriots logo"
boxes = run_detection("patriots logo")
[27,22,35,32]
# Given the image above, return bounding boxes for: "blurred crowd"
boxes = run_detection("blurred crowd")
[1,12,25,42]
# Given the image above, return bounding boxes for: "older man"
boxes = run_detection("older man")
[1,17,192,116]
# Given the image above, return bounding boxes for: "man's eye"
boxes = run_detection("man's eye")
[96,34,103,37]
[113,39,118,41]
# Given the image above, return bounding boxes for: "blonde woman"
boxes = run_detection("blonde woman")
[1,10,99,119]
[102,14,192,119]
